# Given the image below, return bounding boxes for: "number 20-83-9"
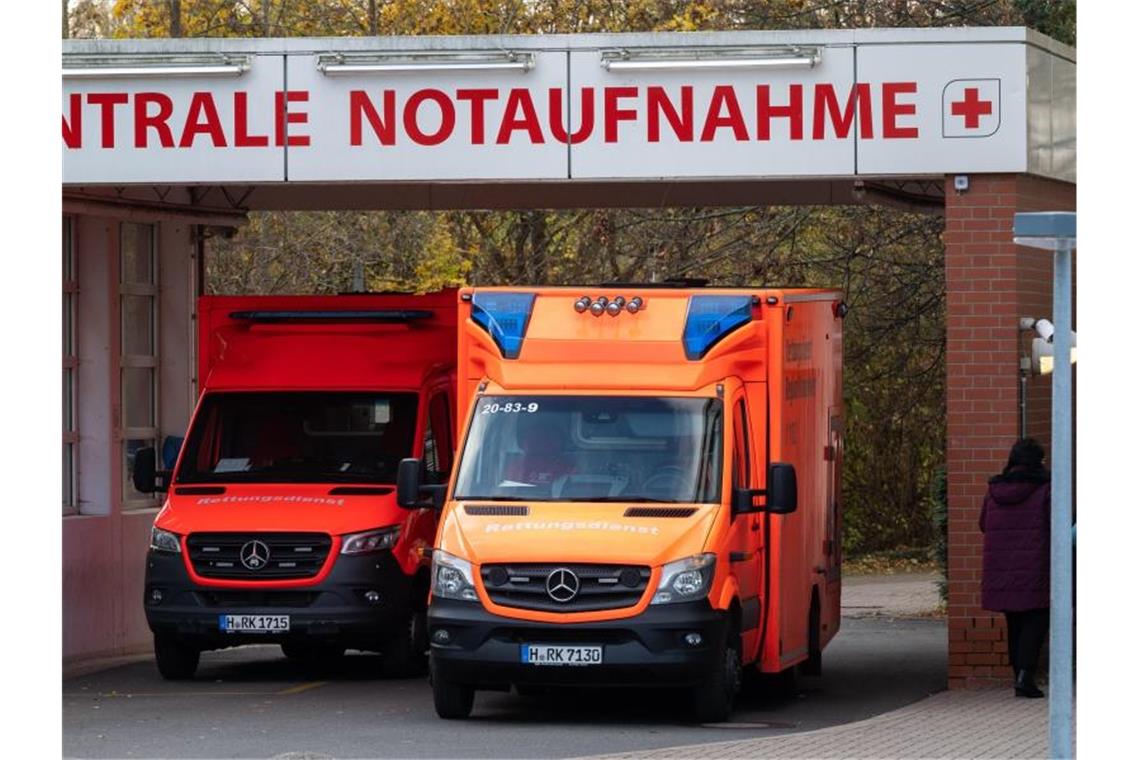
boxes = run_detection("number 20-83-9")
[481,402,539,414]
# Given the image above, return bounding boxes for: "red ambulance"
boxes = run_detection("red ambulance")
[135,292,456,679]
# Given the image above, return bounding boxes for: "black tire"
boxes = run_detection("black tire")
[381,609,429,677]
[431,660,474,719]
[801,594,823,677]
[154,634,199,680]
[690,626,741,723]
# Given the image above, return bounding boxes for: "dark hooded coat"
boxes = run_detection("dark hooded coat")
[978,469,1051,612]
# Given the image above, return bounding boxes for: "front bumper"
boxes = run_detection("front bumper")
[143,549,420,651]
[428,598,727,688]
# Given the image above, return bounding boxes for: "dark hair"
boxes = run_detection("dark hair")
[1003,438,1046,475]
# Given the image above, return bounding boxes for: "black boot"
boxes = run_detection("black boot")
[1015,669,1044,698]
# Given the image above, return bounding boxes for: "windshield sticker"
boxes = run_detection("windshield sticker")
[194,495,346,506]
[480,402,539,414]
[482,520,659,536]
[213,458,251,473]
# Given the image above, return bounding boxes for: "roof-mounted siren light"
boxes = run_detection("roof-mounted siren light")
[228,309,433,323]
[606,296,626,317]
[682,295,754,360]
[470,291,536,360]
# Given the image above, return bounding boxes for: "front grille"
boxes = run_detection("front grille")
[187,532,332,580]
[481,563,650,613]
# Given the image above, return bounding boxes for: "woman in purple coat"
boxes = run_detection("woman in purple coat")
[978,438,1050,698]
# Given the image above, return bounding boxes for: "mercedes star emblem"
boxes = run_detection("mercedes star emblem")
[545,567,580,603]
[240,539,271,571]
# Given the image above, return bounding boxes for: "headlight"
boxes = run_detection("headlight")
[340,527,401,555]
[651,553,716,605]
[150,526,182,554]
[432,550,479,602]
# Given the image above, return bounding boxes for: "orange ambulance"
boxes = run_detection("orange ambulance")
[397,285,845,721]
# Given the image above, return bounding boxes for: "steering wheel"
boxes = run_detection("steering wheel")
[639,466,688,498]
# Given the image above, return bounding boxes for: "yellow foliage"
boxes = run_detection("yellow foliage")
[411,222,472,292]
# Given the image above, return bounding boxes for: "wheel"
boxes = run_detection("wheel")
[154,634,199,680]
[280,641,345,666]
[431,659,474,719]
[689,626,741,723]
[381,609,429,677]
[801,594,823,677]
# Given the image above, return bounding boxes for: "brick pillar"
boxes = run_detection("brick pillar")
[944,173,1075,688]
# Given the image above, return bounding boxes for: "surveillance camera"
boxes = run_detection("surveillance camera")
[1034,319,1055,342]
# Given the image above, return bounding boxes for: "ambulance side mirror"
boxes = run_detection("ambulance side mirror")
[131,447,170,494]
[397,458,424,508]
[396,458,445,510]
[765,462,798,514]
[731,463,798,515]
[731,487,762,515]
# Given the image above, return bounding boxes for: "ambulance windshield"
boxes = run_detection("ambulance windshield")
[454,396,723,503]
[176,391,418,484]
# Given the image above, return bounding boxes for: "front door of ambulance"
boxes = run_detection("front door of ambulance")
[729,390,762,659]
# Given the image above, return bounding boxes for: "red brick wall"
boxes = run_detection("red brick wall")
[944,173,1075,688]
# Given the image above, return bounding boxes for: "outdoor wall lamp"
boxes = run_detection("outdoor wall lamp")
[317,52,535,75]
[63,54,251,79]
[1019,317,1077,376]
[600,46,822,72]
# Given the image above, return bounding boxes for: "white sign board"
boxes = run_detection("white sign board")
[63,56,286,184]
[286,52,569,181]
[61,37,1055,184]
[567,48,856,178]
[856,44,1027,174]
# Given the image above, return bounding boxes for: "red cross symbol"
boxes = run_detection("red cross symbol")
[950,87,993,129]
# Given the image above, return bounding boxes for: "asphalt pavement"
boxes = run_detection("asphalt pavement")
[63,576,947,759]
[62,592,948,760]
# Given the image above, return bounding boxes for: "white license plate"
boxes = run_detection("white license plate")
[520,644,603,666]
[218,614,290,633]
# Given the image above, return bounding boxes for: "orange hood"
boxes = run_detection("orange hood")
[439,502,720,568]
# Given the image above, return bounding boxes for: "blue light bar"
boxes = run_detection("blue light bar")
[470,292,536,359]
[682,295,754,360]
